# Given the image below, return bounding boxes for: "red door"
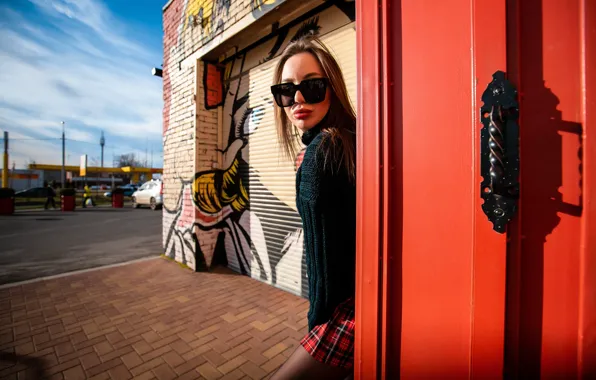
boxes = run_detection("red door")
[355,0,596,379]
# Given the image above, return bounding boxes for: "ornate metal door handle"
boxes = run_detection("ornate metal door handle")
[480,71,520,233]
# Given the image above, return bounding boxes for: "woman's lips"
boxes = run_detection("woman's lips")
[293,109,312,120]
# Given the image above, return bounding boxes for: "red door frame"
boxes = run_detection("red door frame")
[354,0,382,377]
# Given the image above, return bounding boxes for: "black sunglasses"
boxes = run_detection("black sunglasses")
[270,78,328,108]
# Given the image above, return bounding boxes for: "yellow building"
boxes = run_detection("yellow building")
[27,164,163,187]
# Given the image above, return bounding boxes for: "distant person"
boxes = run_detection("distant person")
[82,184,96,208]
[44,182,56,210]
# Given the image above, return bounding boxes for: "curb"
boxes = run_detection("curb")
[15,203,131,213]
[0,256,160,289]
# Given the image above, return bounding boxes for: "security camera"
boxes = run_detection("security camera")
[151,67,163,77]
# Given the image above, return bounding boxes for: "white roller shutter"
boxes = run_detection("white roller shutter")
[227,23,356,297]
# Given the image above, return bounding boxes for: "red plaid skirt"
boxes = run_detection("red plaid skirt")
[300,298,355,369]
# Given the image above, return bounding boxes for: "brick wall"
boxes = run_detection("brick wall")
[162,0,288,270]
[162,0,201,269]
[162,0,248,270]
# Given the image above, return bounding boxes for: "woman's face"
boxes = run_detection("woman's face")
[281,52,331,132]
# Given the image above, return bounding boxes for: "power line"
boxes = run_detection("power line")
[65,138,163,152]
[65,138,127,151]
[0,137,60,141]
[5,137,164,153]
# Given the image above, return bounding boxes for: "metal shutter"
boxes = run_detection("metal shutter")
[226,23,356,297]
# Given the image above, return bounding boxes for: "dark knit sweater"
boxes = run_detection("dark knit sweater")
[296,122,356,331]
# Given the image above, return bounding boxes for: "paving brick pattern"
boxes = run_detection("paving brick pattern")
[0,258,309,379]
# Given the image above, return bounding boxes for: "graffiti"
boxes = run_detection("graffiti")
[164,181,206,270]
[191,149,254,275]
[184,0,231,36]
[194,52,277,280]
[252,0,277,10]
[163,0,355,296]
[251,0,280,18]
[187,13,336,294]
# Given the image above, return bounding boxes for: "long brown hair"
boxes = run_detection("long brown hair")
[273,35,356,181]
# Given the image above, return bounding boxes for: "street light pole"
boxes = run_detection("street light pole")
[61,121,65,188]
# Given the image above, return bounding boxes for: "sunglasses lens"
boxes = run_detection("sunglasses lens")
[301,79,327,104]
[272,83,296,107]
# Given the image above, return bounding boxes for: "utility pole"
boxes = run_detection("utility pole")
[2,131,8,188]
[145,138,148,168]
[100,131,105,168]
[61,121,65,188]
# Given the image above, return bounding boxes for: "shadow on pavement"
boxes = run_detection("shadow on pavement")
[0,351,47,379]
[208,265,243,276]
[11,208,136,216]
[76,208,136,213]
[11,213,78,217]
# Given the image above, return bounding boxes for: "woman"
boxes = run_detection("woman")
[270,36,356,379]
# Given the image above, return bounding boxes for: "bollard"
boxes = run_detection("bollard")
[0,188,15,215]
[60,188,76,212]
[112,188,124,208]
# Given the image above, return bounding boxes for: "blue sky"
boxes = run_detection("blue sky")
[0,0,165,169]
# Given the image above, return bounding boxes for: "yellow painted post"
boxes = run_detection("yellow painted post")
[2,132,8,188]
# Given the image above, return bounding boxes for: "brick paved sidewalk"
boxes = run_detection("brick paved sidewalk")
[0,258,309,379]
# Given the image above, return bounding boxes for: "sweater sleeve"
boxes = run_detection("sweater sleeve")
[299,143,326,330]
[300,137,354,331]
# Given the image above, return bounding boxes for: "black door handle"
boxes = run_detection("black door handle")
[480,71,520,233]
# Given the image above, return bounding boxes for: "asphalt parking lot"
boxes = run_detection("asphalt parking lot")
[0,207,162,285]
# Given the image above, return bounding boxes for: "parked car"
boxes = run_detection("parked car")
[131,179,163,210]
[15,187,51,198]
[104,184,138,198]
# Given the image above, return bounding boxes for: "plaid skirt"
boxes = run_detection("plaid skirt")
[300,297,355,369]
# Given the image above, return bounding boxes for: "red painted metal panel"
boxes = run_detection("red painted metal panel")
[503,1,523,376]
[399,0,475,377]
[354,0,382,378]
[579,0,596,377]
[471,0,508,377]
[508,1,584,377]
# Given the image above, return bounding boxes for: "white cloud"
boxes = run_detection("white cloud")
[0,29,52,57]
[0,0,163,169]
[28,0,149,57]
